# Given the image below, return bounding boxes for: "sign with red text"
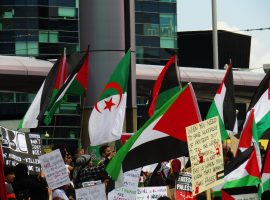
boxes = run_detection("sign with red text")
[175,172,195,200]
[186,117,224,195]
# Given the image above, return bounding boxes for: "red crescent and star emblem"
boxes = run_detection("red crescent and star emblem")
[95,82,123,113]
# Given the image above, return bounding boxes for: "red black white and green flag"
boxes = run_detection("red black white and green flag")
[88,50,131,146]
[42,49,89,125]
[148,54,180,117]
[206,63,237,141]
[223,147,260,189]
[245,70,270,139]
[237,109,262,171]
[106,83,201,181]
[259,142,270,197]
[17,55,67,129]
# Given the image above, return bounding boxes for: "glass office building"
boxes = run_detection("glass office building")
[0,0,79,59]
[135,0,177,65]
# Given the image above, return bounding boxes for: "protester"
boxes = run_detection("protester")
[147,163,166,187]
[166,159,181,189]
[74,154,105,188]
[4,165,16,200]
[98,145,115,194]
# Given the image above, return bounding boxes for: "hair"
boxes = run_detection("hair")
[99,145,109,156]
[4,165,15,176]
[14,163,28,179]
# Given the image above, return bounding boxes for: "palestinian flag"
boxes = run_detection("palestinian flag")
[259,142,270,197]
[237,109,262,171]
[222,186,258,200]
[206,63,237,141]
[245,70,270,139]
[223,147,260,189]
[148,54,180,117]
[17,56,65,129]
[43,49,89,125]
[106,83,201,181]
[88,50,131,146]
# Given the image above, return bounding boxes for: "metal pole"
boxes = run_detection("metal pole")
[212,0,219,69]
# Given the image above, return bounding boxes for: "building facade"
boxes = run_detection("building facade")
[135,0,177,65]
[0,0,79,59]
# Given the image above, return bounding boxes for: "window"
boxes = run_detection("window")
[0,92,14,103]
[144,24,159,36]
[160,14,176,37]
[160,37,177,48]
[136,46,144,59]
[58,7,76,18]
[159,2,176,13]
[39,31,59,43]
[15,41,38,56]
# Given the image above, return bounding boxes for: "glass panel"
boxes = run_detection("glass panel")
[0,23,2,30]
[16,93,29,103]
[27,42,38,55]
[144,24,159,36]
[135,24,144,35]
[3,10,14,18]
[159,0,176,2]
[49,31,58,43]
[159,2,176,13]
[15,42,27,55]
[160,13,176,37]
[144,47,160,58]
[136,46,144,59]
[0,92,14,103]
[143,1,158,12]
[135,1,143,11]
[160,37,177,48]
[39,31,48,42]
[58,7,76,17]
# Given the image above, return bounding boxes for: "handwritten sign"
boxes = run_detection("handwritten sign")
[186,116,224,195]
[1,126,42,174]
[108,168,141,200]
[38,149,70,189]
[76,183,106,200]
[175,172,195,200]
[136,186,168,200]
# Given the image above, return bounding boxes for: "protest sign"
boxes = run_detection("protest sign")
[136,186,168,200]
[76,183,106,200]
[186,116,224,196]
[175,172,195,200]
[82,180,102,187]
[108,168,141,200]
[39,149,70,189]
[1,126,42,174]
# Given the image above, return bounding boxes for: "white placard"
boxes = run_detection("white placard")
[136,186,168,200]
[38,149,70,189]
[75,183,106,200]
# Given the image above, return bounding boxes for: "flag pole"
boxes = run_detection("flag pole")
[175,55,182,89]
[78,94,86,150]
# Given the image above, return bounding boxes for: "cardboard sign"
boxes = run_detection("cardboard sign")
[136,186,168,200]
[39,149,70,189]
[108,168,141,200]
[175,172,195,200]
[186,116,224,195]
[1,126,42,174]
[76,183,106,200]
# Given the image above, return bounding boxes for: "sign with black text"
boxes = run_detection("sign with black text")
[175,172,195,200]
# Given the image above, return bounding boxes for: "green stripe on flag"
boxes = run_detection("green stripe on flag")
[224,175,260,189]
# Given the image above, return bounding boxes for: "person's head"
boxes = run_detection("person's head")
[171,159,181,174]
[14,163,28,179]
[4,165,15,183]
[99,145,111,158]
[65,154,73,165]
[75,154,92,167]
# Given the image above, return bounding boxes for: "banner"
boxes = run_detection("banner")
[186,116,224,196]
[76,183,106,200]
[1,126,42,174]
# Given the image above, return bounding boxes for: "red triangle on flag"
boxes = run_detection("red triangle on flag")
[238,109,255,148]
[222,190,235,200]
[245,148,261,179]
[153,84,201,142]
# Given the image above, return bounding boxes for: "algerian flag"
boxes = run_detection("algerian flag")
[206,63,237,141]
[106,83,201,181]
[224,147,261,189]
[18,56,65,129]
[88,50,131,146]
[259,142,270,197]
[245,70,270,139]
